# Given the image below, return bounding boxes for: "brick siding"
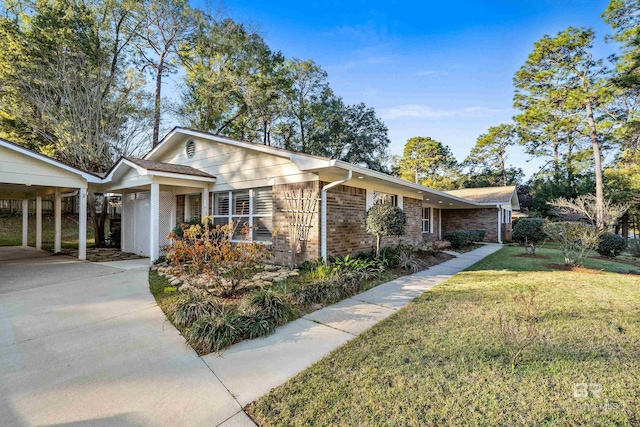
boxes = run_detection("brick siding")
[272,181,321,265]
[440,208,499,242]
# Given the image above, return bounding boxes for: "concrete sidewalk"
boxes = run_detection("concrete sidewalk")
[204,243,502,426]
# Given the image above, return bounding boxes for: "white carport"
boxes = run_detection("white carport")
[0,138,101,260]
[99,157,215,263]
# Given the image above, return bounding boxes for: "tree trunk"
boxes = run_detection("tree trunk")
[553,141,561,186]
[88,192,106,247]
[152,58,164,147]
[622,213,629,241]
[499,153,506,186]
[566,138,574,189]
[585,101,605,229]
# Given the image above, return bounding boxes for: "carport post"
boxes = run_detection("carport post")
[149,183,160,264]
[78,188,87,260]
[54,188,62,253]
[35,196,42,250]
[22,199,28,246]
[201,187,209,219]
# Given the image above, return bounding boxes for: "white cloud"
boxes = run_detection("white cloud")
[380,104,512,121]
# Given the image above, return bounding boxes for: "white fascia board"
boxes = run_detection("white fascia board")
[0,138,101,183]
[331,160,483,207]
[104,158,215,184]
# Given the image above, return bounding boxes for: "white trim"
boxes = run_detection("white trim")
[397,195,403,210]
[201,187,209,219]
[438,208,442,239]
[121,192,127,252]
[430,207,434,234]
[365,189,374,210]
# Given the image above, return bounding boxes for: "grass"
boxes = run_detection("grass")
[0,214,95,249]
[247,245,640,426]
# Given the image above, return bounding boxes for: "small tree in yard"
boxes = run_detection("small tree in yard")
[366,204,406,258]
[544,222,601,267]
[512,218,546,254]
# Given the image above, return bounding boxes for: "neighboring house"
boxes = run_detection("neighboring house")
[0,129,520,264]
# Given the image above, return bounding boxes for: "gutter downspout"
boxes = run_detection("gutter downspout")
[321,170,353,261]
[497,205,503,244]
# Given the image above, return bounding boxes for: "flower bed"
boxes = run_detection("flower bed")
[149,219,455,355]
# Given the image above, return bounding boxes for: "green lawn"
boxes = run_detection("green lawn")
[0,214,95,249]
[247,246,640,426]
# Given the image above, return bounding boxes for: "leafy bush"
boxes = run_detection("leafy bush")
[596,233,626,257]
[366,204,407,257]
[468,229,486,242]
[166,217,273,297]
[445,230,472,249]
[396,246,424,272]
[245,289,293,322]
[628,239,640,258]
[544,222,600,267]
[512,218,546,254]
[186,312,243,354]
[170,290,220,328]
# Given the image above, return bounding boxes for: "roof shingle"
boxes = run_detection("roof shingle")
[444,186,516,204]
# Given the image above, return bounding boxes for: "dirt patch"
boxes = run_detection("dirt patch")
[514,253,550,259]
[590,255,640,268]
[546,263,604,274]
[455,244,484,254]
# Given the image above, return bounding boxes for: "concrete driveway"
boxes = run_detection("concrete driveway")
[0,247,242,426]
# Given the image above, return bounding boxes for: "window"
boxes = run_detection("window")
[210,187,273,242]
[422,207,431,233]
[373,191,398,206]
[189,195,200,221]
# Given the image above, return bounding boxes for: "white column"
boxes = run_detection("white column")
[184,194,191,221]
[22,199,28,246]
[54,188,62,253]
[79,188,87,260]
[429,207,434,234]
[497,207,502,244]
[149,183,160,263]
[35,196,42,250]
[438,208,442,240]
[201,187,209,219]
[121,193,127,253]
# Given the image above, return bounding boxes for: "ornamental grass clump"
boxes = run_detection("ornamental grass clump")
[245,288,293,322]
[186,312,244,355]
[169,289,221,328]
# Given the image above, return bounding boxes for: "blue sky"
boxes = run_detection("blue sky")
[183,0,618,177]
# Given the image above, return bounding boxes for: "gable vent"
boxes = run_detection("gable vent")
[185,140,196,158]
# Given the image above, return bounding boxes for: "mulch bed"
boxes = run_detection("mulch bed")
[590,255,640,268]
[546,263,604,274]
[455,244,484,254]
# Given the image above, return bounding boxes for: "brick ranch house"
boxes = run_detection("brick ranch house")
[0,128,519,264]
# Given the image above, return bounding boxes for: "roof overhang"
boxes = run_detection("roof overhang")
[104,158,216,184]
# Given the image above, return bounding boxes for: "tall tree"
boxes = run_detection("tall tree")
[307,95,391,171]
[134,0,194,146]
[465,124,518,186]
[395,136,459,189]
[514,27,612,228]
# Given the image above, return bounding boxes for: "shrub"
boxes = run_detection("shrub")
[596,233,626,257]
[166,217,273,297]
[366,204,407,258]
[544,222,600,267]
[445,230,472,249]
[237,313,276,339]
[628,239,640,258]
[170,290,220,328]
[186,312,243,354]
[396,246,424,272]
[468,229,486,242]
[512,218,546,254]
[245,289,293,322]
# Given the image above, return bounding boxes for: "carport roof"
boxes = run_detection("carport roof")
[123,157,215,178]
